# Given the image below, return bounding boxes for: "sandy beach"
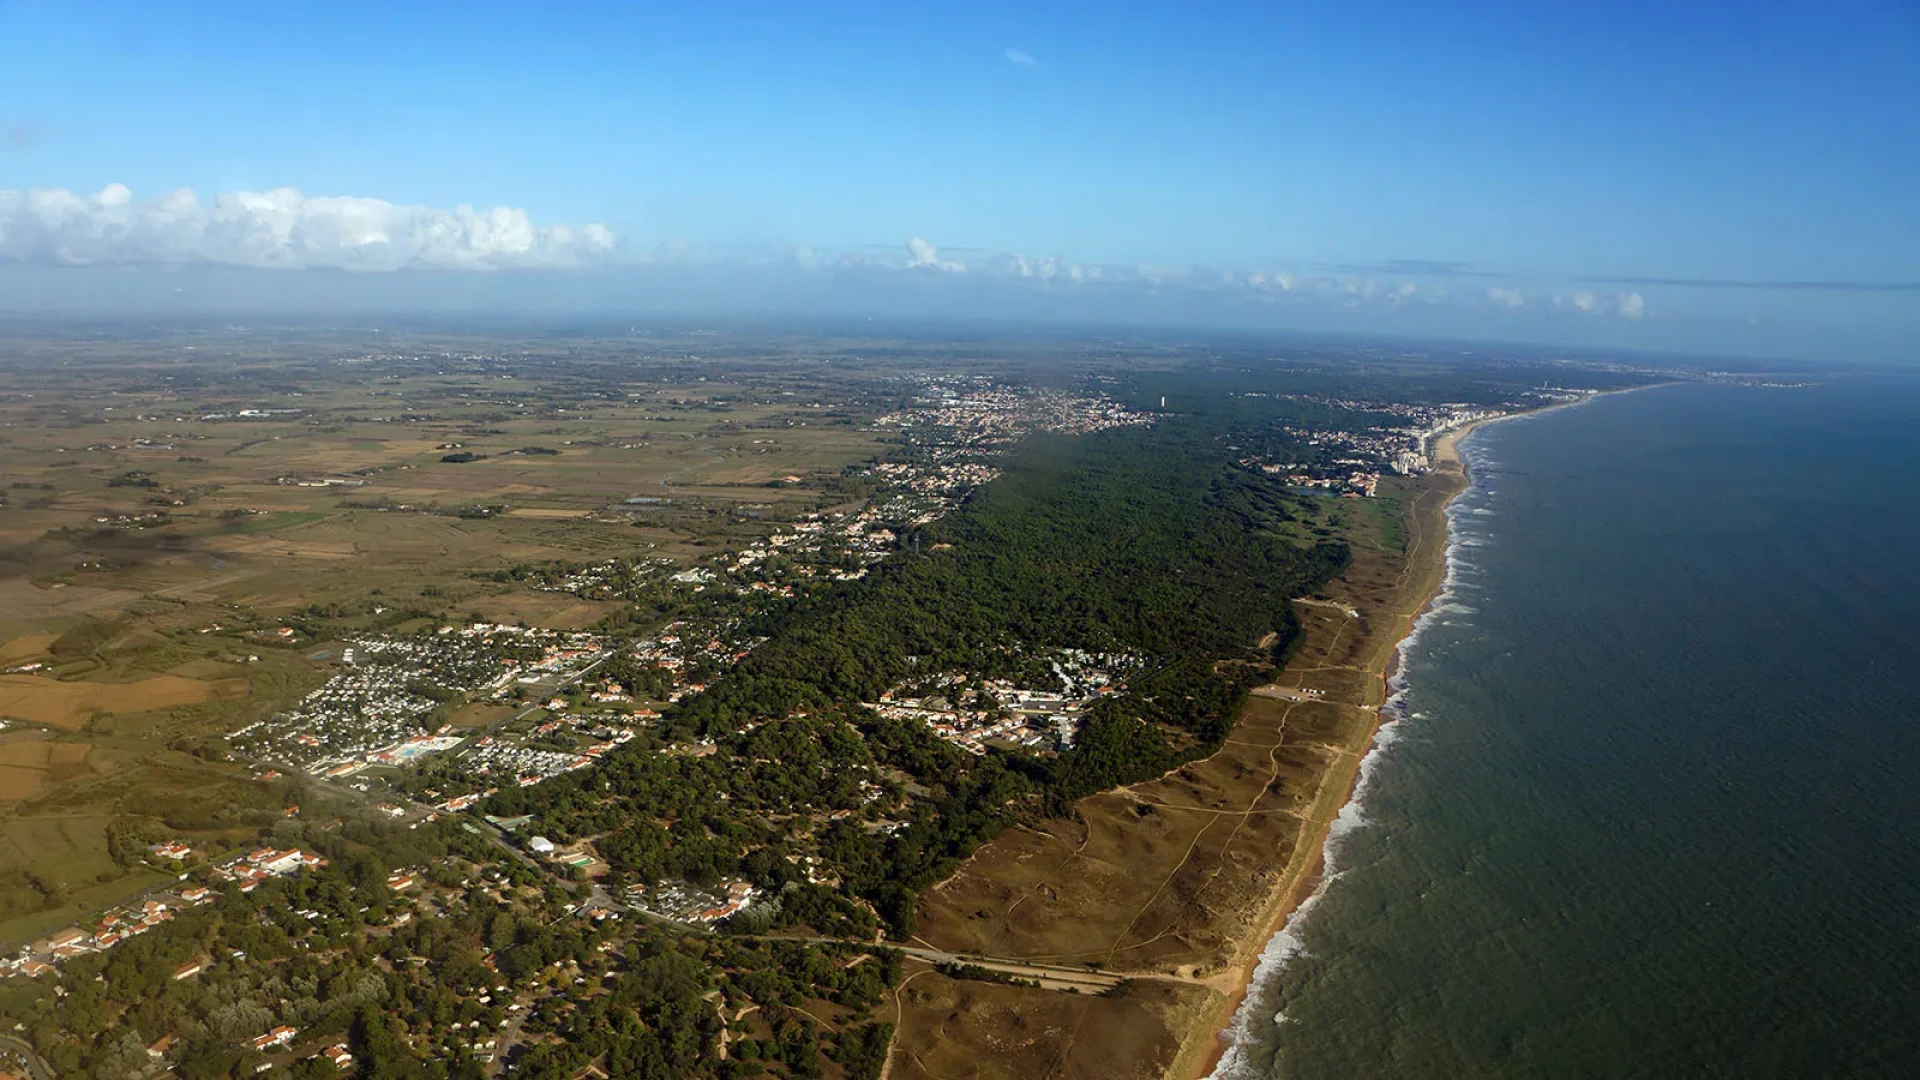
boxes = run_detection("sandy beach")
[890,393,1625,1080]
[1172,416,1485,1080]
[1172,392,1638,1080]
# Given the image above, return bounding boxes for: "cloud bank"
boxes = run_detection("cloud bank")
[1551,289,1645,319]
[0,184,1658,322]
[1580,273,1920,293]
[869,239,1649,320]
[904,236,965,272]
[0,184,615,271]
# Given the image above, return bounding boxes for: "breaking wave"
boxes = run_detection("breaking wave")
[1205,420,1509,1080]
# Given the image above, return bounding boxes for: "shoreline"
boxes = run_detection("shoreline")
[1174,390,1624,1080]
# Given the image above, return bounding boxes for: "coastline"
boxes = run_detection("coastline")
[1172,416,1485,1080]
[1172,390,1626,1080]
[888,388,1652,1080]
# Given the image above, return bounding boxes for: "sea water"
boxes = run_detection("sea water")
[1213,376,1920,1079]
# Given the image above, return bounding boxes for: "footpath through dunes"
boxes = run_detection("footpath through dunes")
[885,449,1470,1080]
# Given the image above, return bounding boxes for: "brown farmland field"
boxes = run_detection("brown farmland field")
[0,635,57,665]
[0,673,244,730]
[0,740,94,800]
[0,327,899,931]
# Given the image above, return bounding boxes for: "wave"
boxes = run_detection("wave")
[1205,419,1506,1080]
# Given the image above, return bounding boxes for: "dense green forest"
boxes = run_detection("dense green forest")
[505,415,1349,936]
[681,423,1347,720]
[3,814,899,1080]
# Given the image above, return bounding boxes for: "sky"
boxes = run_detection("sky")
[2,0,1917,362]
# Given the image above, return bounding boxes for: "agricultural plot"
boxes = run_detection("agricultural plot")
[0,327,913,937]
[0,673,242,730]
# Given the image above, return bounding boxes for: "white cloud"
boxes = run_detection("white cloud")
[1550,288,1646,319]
[1004,48,1039,67]
[1,185,1664,326]
[904,236,965,272]
[0,184,615,271]
[1135,263,1195,287]
[988,252,1087,281]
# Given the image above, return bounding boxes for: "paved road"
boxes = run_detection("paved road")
[861,945,1124,992]
[0,1035,55,1080]
[742,934,1157,993]
[451,655,611,755]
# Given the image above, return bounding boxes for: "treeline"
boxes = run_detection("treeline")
[503,414,1348,937]
[672,421,1346,734]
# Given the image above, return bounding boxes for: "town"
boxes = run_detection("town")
[1229,393,1533,495]
[0,325,1644,1080]
[866,649,1139,755]
[227,625,610,780]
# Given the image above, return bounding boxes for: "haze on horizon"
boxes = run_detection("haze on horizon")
[2,0,1916,364]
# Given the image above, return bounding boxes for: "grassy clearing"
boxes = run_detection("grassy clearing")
[0,868,174,949]
[447,702,517,729]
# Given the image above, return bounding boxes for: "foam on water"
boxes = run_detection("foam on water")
[1205,421,1504,1080]
[1210,380,1920,1077]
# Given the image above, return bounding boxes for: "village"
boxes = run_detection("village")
[0,376,1172,1073]
[0,829,637,1073]
[533,376,1153,609]
[0,844,318,981]
[867,649,1140,755]
[226,625,610,780]
[218,374,1161,811]
[1229,393,1516,495]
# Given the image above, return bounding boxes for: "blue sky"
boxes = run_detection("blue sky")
[2,0,1917,361]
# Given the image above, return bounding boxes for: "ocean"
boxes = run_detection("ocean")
[1212,376,1920,1079]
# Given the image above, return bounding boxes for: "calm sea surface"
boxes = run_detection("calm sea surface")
[1214,377,1920,1079]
